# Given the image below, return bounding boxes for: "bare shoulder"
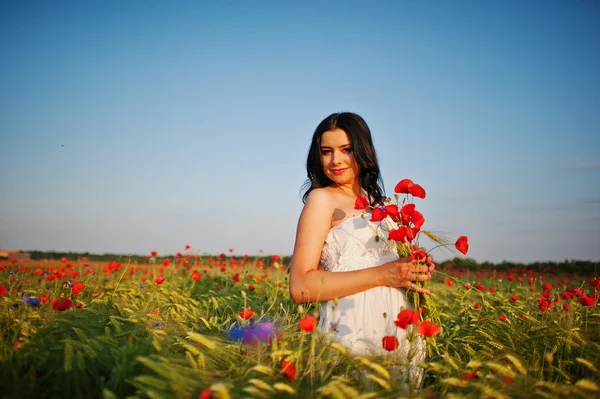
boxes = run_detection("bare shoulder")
[305,187,335,208]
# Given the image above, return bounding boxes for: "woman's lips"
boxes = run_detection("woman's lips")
[331,168,348,175]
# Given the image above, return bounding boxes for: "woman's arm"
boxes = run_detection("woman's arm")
[289,189,434,304]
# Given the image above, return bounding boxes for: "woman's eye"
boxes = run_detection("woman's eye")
[321,150,331,155]
[343,148,353,153]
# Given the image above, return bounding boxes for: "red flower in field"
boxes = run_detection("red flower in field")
[517,277,523,282]
[498,313,507,322]
[540,292,551,299]
[504,377,514,384]
[563,303,571,311]
[75,303,83,309]
[394,309,420,329]
[154,276,165,285]
[507,275,514,281]
[488,287,496,293]
[40,294,50,303]
[418,321,441,337]
[0,284,7,296]
[199,389,213,399]
[382,335,400,351]
[579,296,595,306]
[151,251,157,257]
[474,303,481,309]
[408,184,426,199]
[394,179,414,194]
[192,271,201,281]
[455,236,469,255]
[185,245,191,250]
[239,308,254,319]
[354,195,369,210]
[51,297,73,311]
[370,207,386,222]
[71,282,85,295]
[511,295,519,302]
[543,284,553,291]
[162,259,171,266]
[461,370,478,380]
[281,360,296,382]
[591,279,600,288]
[384,204,399,219]
[299,315,317,332]
[573,288,585,297]
[527,278,534,286]
[141,277,147,282]
[464,283,471,290]
[272,255,280,262]
[475,284,485,291]
[61,257,67,263]
[248,285,255,291]
[34,268,42,275]
[216,285,221,290]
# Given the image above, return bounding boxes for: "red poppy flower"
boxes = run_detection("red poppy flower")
[455,236,469,255]
[461,370,478,380]
[185,245,191,250]
[394,179,414,194]
[411,210,425,230]
[354,195,369,210]
[488,287,496,293]
[72,282,85,295]
[382,335,399,351]
[0,284,7,296]
[384,204,399,219]
[51,297,73,311]
[154,276,165,285]
[543,284,553,291]
[394,309,420,329]
[239,308,254,319]
[281,360,297,382]
[151,251,157,257]
[411,249,426,262]
[563,303,571,311]
[389,228,407,242]
[299,315,317,332]
[61,257,67,263]
[498,313,507,321]
[474,303,481,309]
[418,320,441,337]
[511,295,519,302]
[579,296,595,306]
[370,207,386,222]
[408,184,426,199]
[192,271,201,281]
[475,284,485,291]
[591,279,600,288]
[199,389,213,399]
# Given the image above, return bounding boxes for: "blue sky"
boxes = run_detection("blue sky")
[1,0,598,263]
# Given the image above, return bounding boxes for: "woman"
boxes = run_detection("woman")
[289,112,436,363]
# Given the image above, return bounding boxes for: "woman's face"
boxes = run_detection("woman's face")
[320,128,360,186]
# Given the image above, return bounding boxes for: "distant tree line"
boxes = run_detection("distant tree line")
[14,251,598,276]
[441,257,599,276]
[24,250,291,268]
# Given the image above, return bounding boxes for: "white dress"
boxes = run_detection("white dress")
[318,214,425,379]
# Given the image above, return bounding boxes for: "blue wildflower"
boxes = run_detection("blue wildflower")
[153,322,163,328]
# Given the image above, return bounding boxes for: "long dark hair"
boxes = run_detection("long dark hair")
[301,112,385,205]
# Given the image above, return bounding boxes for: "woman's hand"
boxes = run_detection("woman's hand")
[379,250,436,294]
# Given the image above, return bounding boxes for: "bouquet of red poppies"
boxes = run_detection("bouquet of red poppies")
[355,178,469,325]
